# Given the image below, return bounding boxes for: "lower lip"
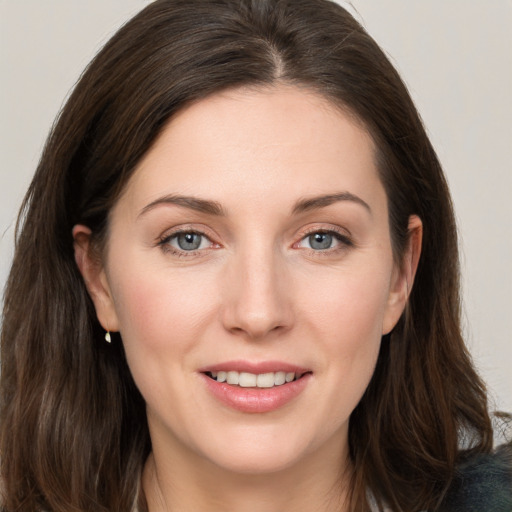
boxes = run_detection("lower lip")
[201,373,312,413]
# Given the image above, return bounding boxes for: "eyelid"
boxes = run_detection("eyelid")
[292,225,354,251]
[156,224,221,255]
[295,224,352,241]
[155,223,353,256]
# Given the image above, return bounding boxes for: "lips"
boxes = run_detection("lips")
[199,360,312,413]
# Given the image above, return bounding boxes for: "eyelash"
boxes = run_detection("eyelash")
[157,229,217,257]
[294,227,354,254]
[157,227,353,257]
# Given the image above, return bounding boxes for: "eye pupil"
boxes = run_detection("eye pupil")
[309,232,333,250]
[177,232,202,250]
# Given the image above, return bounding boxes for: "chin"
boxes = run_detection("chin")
[206,446,306,476]
[191,423,326,476]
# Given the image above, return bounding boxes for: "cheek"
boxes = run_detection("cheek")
[301,264,391,405]
[302,262,392,342]
[111,265,211,342]
[107,258,222,395]
[107,262,221,414]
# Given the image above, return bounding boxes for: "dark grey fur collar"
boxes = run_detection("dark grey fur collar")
[439,444,512,512]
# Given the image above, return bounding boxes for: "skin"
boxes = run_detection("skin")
[74,85,422,512]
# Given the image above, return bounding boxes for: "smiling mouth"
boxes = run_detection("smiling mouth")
[204,370,311,388]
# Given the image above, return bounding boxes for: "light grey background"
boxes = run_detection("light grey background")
[1,1,511,412]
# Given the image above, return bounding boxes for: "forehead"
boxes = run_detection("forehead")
[116,85,383,217]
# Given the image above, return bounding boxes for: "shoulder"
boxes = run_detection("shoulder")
[439,444,512,512]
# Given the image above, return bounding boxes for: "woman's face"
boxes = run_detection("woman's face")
[78,85,414,475]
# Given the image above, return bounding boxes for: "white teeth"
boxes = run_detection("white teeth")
[274,371,286,385]
[226,371,239,385]
[209,370,301,388]
[256,373,275,388]
[239,372,257,387]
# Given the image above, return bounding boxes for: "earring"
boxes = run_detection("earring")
[105,331,112,343]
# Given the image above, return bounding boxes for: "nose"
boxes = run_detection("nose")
[220,247,293,340]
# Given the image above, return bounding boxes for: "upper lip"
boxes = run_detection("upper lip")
[198,360,311,375]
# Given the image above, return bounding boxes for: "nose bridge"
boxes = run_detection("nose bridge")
[221,240,292,339]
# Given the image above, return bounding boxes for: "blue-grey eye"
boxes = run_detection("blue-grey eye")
[308,232,334,250]
[173,232,206,251]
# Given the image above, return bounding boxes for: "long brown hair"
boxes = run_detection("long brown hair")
[1,1,494,510]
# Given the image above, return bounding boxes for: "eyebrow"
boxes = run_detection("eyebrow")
[138,194,225,218]
[292,192,372,215]
[138,191,371,219]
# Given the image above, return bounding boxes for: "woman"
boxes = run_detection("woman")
[1,0,510,511]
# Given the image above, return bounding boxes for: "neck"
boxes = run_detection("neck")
[142,435,352,512]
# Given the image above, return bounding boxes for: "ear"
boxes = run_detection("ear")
[382,215,423,335]
[72,224,120,333]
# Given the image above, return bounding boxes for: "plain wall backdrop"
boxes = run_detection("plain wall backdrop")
[1,1,511,413]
